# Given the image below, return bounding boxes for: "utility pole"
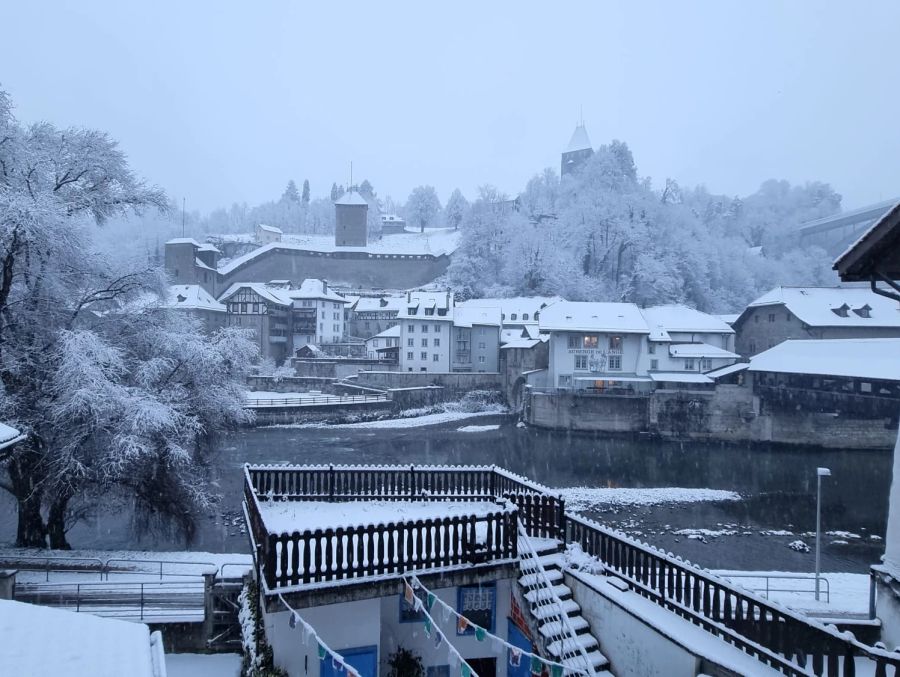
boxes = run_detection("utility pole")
[182,197,186,237]
[815,467,831,601]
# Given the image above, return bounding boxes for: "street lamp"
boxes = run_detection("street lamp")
[815,467,831,602]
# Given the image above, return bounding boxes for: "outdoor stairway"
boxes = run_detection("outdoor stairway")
[517,537,613,677]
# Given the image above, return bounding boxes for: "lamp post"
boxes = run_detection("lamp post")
[815,467,831,602]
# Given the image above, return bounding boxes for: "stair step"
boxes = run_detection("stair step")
[532,598,580,620]
[525,584,571,604]
[561,649,610,671]
[519,569,563,588]
[539,616,589,639]
[547,633,599,659]
[535,553,566,569]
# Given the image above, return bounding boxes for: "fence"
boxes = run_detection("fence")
[717,572,830,605]
[245,394,388,408]
[566,513,900,677]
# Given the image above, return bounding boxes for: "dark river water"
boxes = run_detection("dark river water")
[0,415,891,573]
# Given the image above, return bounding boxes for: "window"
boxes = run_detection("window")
[749,340,757,353]
[575,355,588,370]
[786,313,791,321]
[754,315,759,323]
[319,322,323,332]
[420,367,427,371]
[583,335,598,349]
[421,339,428,347]
[480,328,485,336]
[650,359,659,370]
[334,302,340,309]
[422,325,429,333]
[568,335,580,349]
[424,307,435,316]
[608,354,621,370]
[333,324,339,332]
[478,355,485,363]
[408,324,415,332]
[421,352,428,360]
[511,314,517,320]
[684,358,696,370]
[648,342,655,354]
[457,585,495,634]
[241,303,248,313]
[399,588,427,622]
[478,342,486,349]
[523,313,529,321]
[333,312,340,320]
[251,303,259,314]
[434,338,440,347]
[321,311,325,319]
[609,336,622,351]
[433,354,439,362]
[407,338,414,347]
[408,307,417,315]
[700,358,712,371]
[768,313,775,323]
[407,351,413,360]
[433,325,441,333]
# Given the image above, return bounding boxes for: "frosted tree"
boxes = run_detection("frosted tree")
[405,185,442,232]
[444,188,469,230]
[281,179,301,203]
[301,179,310,205]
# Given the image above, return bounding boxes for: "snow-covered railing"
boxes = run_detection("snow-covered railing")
[244,464,566,540]
[244,394,388,408]
[566,513,900,677]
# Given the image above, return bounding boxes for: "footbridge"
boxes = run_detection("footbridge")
[795,198,899,257]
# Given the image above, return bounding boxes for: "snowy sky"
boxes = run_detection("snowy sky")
[3,1,899,212]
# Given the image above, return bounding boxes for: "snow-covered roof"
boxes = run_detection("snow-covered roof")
[0,599,165,677]
[457,296,564,324]
[335,190,369,206]
[668,343,740,359]
[747,338,900,381]
[218,282,292,306]
[398,291,454,320]
[166,285,226,313]
[705,362,749,379]
[289,279,347,303]
[217,229,462,274]
[366,325,401,342]
[741,286,900,328]
[501,338,544,350]
[641,305,734,335]
[257,223,283,234]
[197,243,220,253]
[352,295,405,313]
[715,313,740,325]
[0,422,24,451]
[539,301,648,334]
[454,306,502,328]
[381,214,405,223]
[649,373,714,384]
[194,257,216,272]
[564,123,592,153]
[165,237,202,247]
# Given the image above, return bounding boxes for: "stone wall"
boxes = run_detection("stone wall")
[526,390,649,432]
[356,370,502,395]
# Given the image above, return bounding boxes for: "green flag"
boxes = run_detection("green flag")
[461,663,472,677]
[474,626,487,642]
[550,665,563,677]
[424,617,433,638]
[317,642,327,661]
[427,592,436,610]
[530,656,542,675]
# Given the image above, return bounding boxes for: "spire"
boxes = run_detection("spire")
[564,122,592,153]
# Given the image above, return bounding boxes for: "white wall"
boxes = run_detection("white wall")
[400,319,452,372]
[266,598,382,677]
[549,331,646,387]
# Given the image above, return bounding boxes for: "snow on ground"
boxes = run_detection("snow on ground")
[166,653,242,677]
[562,487,741,510]
[0,599,160,677]
[258,500,503,534]
[457,424,501,432]
[714,570,870,616]
[273,408,506,430]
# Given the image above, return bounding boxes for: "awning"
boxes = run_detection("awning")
[706,363,749,379]
[574,376,652,383]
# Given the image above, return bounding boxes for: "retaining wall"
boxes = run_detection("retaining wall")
[356,371,502,394]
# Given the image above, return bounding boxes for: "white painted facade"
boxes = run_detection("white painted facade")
[364,325,400,359]
[289,279,348,347]
[256,223,283,244]
[399,291,454,372]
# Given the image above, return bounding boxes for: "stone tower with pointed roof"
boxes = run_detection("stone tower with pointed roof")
[561,122,594,177]
[334,190,368,247]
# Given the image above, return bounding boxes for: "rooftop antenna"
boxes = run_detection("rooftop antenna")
[349,161,353,191]
[181,197,186,237]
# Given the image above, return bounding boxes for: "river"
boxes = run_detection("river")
[0,414,891,573]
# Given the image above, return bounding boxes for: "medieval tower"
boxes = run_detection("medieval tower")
[561,122,594,177]
[334,190,368,247]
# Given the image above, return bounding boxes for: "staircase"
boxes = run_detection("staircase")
[517,531,613,676]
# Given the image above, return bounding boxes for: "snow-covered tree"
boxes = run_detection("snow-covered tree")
[444,188,469,230]
[281,179,301,203]
[405,185,442,232]
[301,179,310,205]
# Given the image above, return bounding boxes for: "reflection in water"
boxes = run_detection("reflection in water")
[0,416,890,572]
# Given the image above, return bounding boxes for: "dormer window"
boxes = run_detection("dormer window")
[437,308,448,316]
[831,303,850,318]
[424,307,435,316]
[853,304,872,318]
[511,313,517,321]
[523,313,529,321]
[408,307,417,315]
[176,294,187,303]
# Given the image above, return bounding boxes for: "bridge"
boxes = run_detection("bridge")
[794,198,898,257]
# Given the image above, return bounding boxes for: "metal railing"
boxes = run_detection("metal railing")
[244,394,388,408]
[717,572,830,605]
[2,554,220,582]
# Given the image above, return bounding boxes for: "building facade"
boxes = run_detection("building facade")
[255,223,283,244]
[561,123,593,177]
[165,284,227,334]
[334,190,368,247]
[288,279,347,348]
[398,291,454,372]
[451,306,502,373]
[219,282,293,363]
[733,286,900,356]
[346,295,404,339]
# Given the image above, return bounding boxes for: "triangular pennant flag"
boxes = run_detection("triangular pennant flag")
[474,626,487,642]
[434,629,443,649]
[427,592,436,610]
[424,617,433,638]
[448,651,460,669]
[491,635,504,654]
[332,657,344,672]
[531,655,543,675]
[442,604,452,623]
[317,642,327,661]
[412,577,421,590]
[288,611,297,629]
[550,665,563,677]
[414,596,424,612]
[461,663,472,677]
[509,648,522,668]
[404,582,415,605]
[457,616,469,633]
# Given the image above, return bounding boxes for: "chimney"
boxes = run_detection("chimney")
[322,279,328,294]
[407,291,411,303]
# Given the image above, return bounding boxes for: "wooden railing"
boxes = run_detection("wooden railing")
[566,513,900,677]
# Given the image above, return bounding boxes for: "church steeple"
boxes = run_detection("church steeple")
[561,121,594,177]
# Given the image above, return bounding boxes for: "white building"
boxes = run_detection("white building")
[452,306,502,372]
[457,296,562,345]
[364,324,400,359]
[399,291,454,372]
[255,223,283,244]
[540,301,738,389]
[289,279,348,347]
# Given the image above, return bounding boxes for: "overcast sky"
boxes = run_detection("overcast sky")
[3,1,899,212]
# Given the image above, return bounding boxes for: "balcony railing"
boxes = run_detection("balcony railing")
[243,465,565,590]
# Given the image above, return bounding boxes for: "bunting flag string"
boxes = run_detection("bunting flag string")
[404,575,589,677]
[404,579,480,677]
[278,594,360,677]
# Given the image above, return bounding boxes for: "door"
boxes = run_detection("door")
[320,645,377,677]
[467,658,497,677]
[507,619,532,677]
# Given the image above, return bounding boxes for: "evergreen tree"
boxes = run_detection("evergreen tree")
[301,179,310,205]
[281,179,300,203]
[330,183,340,201]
